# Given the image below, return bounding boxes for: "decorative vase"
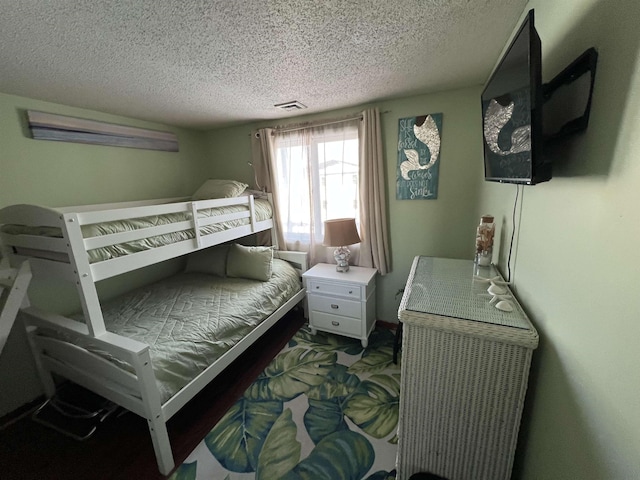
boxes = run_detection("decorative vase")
[474,215,495,266]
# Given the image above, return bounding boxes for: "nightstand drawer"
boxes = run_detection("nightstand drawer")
[311,312,361,337]
[307,280,361,300]
[308,295,361,319]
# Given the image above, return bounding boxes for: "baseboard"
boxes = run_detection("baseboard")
[376,319,399,330]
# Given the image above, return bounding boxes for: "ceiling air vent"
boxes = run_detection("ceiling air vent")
[274,101,307,111]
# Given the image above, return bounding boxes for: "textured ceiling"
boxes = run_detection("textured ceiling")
[0,0,528,129]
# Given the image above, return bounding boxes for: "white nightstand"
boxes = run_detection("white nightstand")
[302,263,377,347]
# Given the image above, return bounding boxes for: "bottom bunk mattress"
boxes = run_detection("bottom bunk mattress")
[61,258,301,403]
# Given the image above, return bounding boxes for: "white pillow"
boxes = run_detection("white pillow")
[192,179,248,200]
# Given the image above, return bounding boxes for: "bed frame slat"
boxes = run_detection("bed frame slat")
[23,307,149,356]
[55,197,189,214]
[40,356,148,417]
[73,202,191,225]
[1,232,68,253]
[192,196,251,209]
[35,335,140,394]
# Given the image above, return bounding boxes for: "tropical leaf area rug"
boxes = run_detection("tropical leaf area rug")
[170,324,400,480]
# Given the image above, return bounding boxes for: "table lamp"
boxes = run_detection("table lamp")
[323,218,361,272]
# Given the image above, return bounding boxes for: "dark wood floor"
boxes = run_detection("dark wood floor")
[0,309,306,480]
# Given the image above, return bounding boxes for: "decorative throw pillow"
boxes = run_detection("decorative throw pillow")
[191,179,248,200]
[226,244,274,281]
[184,244,230,277]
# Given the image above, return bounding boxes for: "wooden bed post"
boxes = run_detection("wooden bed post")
[248,195,256,233]
[190,201,202,249]
[133,349,174,475]
[267,193,280,249]
[61,213,106,337]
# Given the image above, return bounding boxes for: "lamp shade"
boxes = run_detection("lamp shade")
[323,218,361,247]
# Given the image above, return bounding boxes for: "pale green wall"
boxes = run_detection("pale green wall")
[377,88,483,321]
[0,95,210,207]
[202,87,484,324]
[0,92,210,416]
[479,0,640,478]
[4,2,638,475]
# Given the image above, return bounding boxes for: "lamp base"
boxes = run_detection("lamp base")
[333,246,351,272]
[336,261,350,273]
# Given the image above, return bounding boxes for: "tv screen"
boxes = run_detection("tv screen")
[481,9,549,185]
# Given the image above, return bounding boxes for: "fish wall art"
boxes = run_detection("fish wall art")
[396,113,443,200]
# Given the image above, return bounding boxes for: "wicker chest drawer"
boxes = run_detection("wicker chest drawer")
[308,294,361,319]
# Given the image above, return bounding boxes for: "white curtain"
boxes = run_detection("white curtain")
[359,108,390,274]
[251,127,285,248]
[253,120,360,265]
[252,112,389,273]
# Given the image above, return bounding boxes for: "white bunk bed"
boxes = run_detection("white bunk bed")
[0,193,308,475]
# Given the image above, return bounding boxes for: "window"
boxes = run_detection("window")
[273,120,360,248]
[257,109,389,273]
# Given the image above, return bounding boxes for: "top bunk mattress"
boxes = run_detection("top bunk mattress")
[1,198,272,263]
[49,258,301,403]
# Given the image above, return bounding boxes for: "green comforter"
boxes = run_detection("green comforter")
[63,259,301,403]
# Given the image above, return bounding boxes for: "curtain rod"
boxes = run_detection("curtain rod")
[273,114,363,134]
[251,110,390,137]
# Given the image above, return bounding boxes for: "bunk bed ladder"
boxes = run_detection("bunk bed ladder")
[0,260,32,356]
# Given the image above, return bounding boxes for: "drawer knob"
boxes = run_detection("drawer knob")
[331,304,339,309]
[349,290,353,294]
[331,320,340,326]
[316,286,320,289]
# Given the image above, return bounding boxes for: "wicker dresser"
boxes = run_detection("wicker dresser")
[396,256,538,480]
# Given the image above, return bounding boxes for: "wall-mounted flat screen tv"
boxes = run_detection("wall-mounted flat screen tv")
[481,9,550,185]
